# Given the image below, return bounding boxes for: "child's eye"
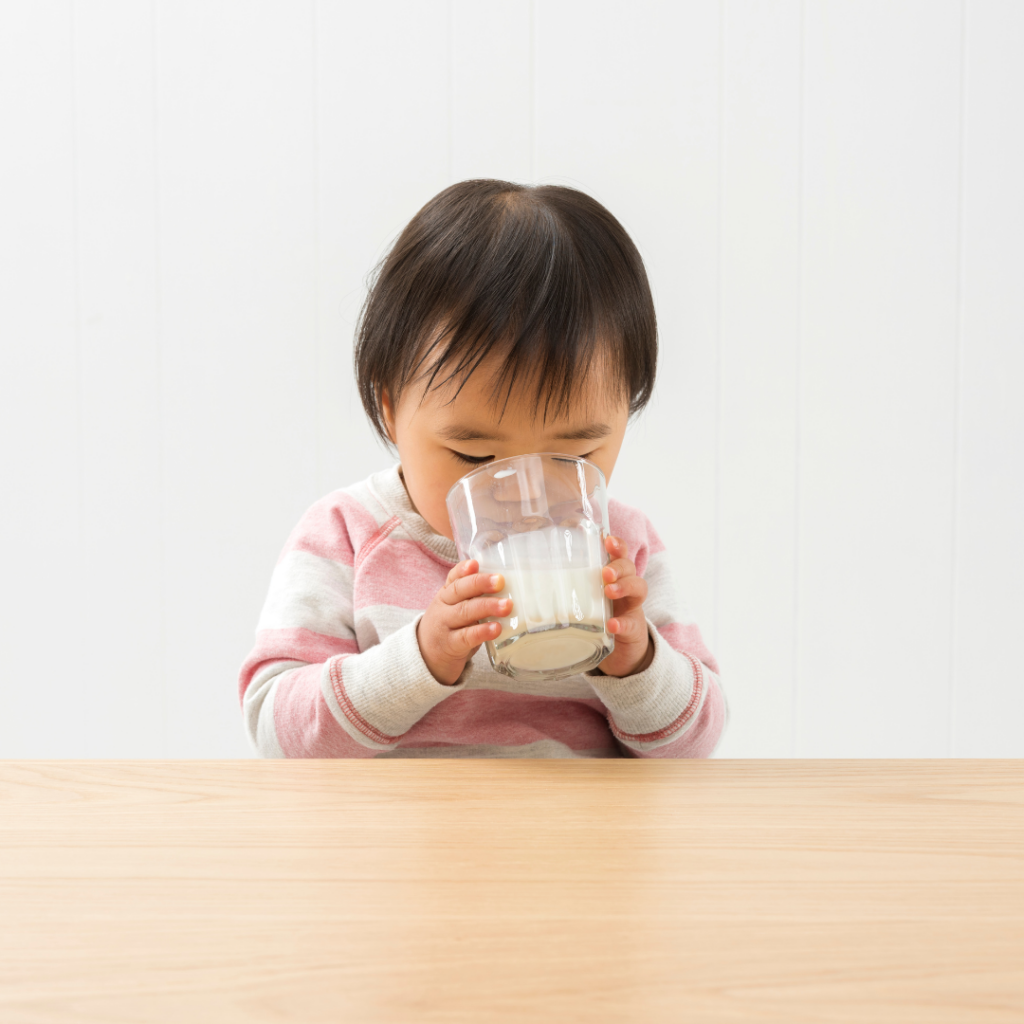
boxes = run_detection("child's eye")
[449,450,494,465]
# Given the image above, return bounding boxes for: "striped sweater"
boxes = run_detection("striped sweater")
[239,464,727,758]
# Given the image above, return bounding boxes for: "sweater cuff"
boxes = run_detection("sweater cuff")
[320,616,460,749]
[587,621,707,749]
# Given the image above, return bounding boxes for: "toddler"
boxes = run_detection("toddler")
[239,180,727,757]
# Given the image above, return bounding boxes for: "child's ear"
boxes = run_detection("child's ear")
[380,390,397,445]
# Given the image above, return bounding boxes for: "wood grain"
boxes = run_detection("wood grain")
[1,760,1022,1023]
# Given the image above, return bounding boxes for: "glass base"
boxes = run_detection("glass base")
[486,622,614,682]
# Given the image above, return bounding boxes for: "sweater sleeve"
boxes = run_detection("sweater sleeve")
[587,509,728,758]
[237,493,460,757]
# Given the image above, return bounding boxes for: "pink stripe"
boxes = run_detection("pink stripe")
[355,538,451,610]
[256,627,359,663]
[657,622,721,676]
[280,491,384,567]
[402,691,616,752]
[274,663,378,758]
[354,515,402,572]
[238,629,359,702]
[399,537,458,570]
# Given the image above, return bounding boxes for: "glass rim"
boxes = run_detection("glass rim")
[444,451,606,508]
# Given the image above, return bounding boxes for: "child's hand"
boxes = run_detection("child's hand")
[597,535,654,678]
[418,560,510,685]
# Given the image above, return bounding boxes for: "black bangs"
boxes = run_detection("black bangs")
[354,179,657,441]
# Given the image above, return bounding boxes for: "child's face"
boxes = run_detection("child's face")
[383,356,630,539]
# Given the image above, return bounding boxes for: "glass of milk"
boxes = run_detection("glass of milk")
[446,453,614,681]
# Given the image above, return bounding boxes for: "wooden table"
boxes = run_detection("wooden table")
[1,760,1022,1023]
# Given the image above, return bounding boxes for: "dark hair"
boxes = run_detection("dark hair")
[354,179,657,441]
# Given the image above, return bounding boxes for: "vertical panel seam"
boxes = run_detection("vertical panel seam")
[713,0,725,666]
[949,0,969,758]
[447,0,454,182]
[793,0,806,758]
[530,0,537,181]
[69,1,88,755]
[312,0,321,492]
[152,0,168,756]
[70,2,83,556]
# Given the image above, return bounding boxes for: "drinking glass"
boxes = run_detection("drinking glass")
[446,453,614,681]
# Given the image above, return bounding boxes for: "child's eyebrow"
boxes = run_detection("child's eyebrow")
[552,423,612,441]
[439,423,612,443]
[439,426,505,442]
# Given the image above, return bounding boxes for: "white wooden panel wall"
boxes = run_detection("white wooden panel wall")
[1,6,83,753]
[74,1,163,756]
[0,1,1020,758]
[718,0,801,756]
[797,1,963,756]
[954,2,1024,756]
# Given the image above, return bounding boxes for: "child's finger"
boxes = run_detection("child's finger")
[607,614,647,642]
[443,571,505,605]
[604,535,628,560]
[448,620,501,653]
[446,595,512,627]
[445,559,479,585]
[605,574,648,604]
[602,557,637,584]
[608,594,646,615]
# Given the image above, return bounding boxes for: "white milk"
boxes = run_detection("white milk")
[480,566,612,676]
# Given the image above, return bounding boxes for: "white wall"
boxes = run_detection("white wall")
[1,1,1020,758]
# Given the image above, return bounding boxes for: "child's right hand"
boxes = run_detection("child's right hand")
[417,560,510,685]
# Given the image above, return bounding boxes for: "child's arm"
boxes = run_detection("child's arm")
[587,514,728,758]
[238,495,494,757]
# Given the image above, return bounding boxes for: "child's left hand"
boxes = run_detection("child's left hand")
[596,535,654,678]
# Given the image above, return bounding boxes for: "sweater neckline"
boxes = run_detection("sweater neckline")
[367,463,459,564]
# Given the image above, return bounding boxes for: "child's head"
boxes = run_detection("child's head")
[355,179,657,539]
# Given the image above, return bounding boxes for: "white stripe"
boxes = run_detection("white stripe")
[340,620,453,739]
[643,550,698,627]
[589,626,702,750]
[257,550,354,638]
[255,677,287,758]
[347,475,400,529]
[318,659,394,751]
[352,603,420,648]
[242,660,300,757]
[624,668,711,752]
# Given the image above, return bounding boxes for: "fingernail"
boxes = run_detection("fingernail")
[489,574,501,587]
